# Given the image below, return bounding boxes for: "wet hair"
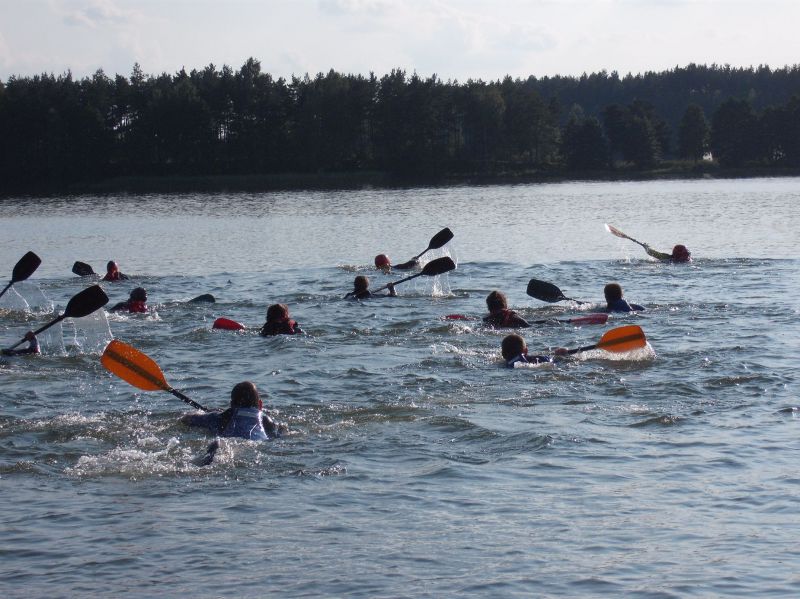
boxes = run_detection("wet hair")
[130,287,147,302]
[374,254,391,268]
[266,303,289,322]
[106,261,118,272]
[671,244,691,262]
[501,334,527,361]
[354,275,369,293]
[486,290,508,312]
[604,283,623,303]
[230,381,261,409]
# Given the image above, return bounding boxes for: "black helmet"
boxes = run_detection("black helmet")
[130,287,147,302]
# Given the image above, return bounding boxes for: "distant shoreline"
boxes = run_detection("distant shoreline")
[3,163,800,198]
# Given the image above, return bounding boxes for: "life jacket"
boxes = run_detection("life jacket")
[485,309,516,327]
[128,300,147,314]
[606,299,644,313]
[260,318,298,336]
[218,407,269,441]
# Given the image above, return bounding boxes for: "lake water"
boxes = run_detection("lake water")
[1,177,799,597]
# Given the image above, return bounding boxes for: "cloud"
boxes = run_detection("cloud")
[60,0,140,29]
[318,0,394,16]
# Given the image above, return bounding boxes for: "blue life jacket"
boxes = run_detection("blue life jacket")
[185,407,269,441]
[606,299,645,313]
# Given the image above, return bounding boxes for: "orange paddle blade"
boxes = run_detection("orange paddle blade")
[101,339,171,392]
[596,325,647,352]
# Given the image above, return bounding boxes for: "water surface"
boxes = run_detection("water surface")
[1,177,799,597]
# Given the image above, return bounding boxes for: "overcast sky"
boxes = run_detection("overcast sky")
[1,0,798,82]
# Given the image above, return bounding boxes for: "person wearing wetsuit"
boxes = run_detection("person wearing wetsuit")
[181,381,287,441]
[604,283,644,312]
[1,331,40,356]
[483,290,531,328]
[260,303,303,336]
[644,244,692,263]
[103,261,130,281]
[109,287,148,313]
[345,275,397,299]
[501,333,564,367]
[374,254,419,272]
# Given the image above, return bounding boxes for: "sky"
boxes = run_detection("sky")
[1,0,798,82]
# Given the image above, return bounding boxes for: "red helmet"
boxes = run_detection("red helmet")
[374,254,391,268]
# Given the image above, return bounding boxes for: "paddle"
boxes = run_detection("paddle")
[372,256,456,293]
[212,317,246,331]
[189,294,215,303]
[443,313,608,326]
[101,339,208,411]
[72,261,96,277]
[6,285,109,350]
[605,224,669,260]
[563,324,646,356]
[412,227,454,260]
[531,313,609,326]
[526,279,586,305]
[0,251,42,300]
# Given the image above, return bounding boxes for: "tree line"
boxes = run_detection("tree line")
[1,59,800,192]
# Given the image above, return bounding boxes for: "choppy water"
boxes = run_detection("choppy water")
[1,178,799,597]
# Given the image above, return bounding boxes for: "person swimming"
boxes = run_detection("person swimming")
[644,244,692,263]
[501,333,564,367]
[483,290,531,328]
[374,254,419,272]
[109,287,148,313]
[346,275,396,299]
[102,261,130,281]
[180,381,287,441]
[1,331,40,356]
[603,283,644,312]
[260,303,302,336]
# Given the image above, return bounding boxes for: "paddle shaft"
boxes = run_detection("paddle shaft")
[530,314,607,325]
[7,314,67,350]
[1,251,42,300]
[527,278,586,305]
[412,227,453,260]
[608,224,670,259]
[559,295,586,305]
[373,270,424,293]
[372,256,455,293]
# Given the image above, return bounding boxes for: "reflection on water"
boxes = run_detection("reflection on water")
[1,178,799,596]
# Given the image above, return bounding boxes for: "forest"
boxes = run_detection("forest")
[1,60,799,193]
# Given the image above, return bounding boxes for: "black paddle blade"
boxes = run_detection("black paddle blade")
[526,279,566,303]
[64,285,109,318]
[12,251,42,283]
[72,261,96,276]
[188,293,215,303]
[427,227,454,250]
[421,256,456,276]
